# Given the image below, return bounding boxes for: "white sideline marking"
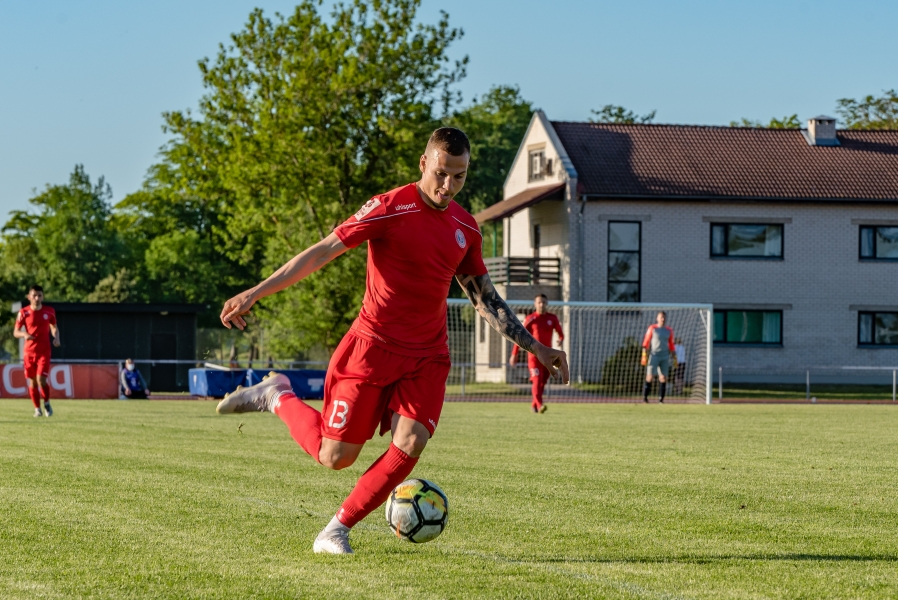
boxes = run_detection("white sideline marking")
[237,496,692,600]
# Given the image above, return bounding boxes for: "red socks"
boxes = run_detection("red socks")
[273,392,323,462]
[28,385,41,409]
[337,443,418,528]
[39,382,50,402]
[532,378,545,411]
[273,392,419,529]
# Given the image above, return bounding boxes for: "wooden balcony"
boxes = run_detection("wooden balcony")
[483,257,561,285]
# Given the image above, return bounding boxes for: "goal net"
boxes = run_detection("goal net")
[446,300,713,404]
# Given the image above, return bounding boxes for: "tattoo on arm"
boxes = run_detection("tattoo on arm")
[456,273,538,354]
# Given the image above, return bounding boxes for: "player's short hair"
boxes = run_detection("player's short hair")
[29,284,43,293]
[657,311,667,318]
[426,127,470,157]
[535,294,548,301]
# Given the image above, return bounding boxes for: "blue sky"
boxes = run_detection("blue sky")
[1,0,896,217]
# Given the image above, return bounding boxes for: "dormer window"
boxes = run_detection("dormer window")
[529,149,546,181]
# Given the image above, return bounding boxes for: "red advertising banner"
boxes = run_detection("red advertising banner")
[1,364,119,399]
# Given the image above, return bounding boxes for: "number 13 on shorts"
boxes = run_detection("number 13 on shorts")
[328,400,350,429]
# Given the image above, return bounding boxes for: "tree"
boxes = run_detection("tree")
[836,90,898,130]
[449,86,534,214]
[0,165,127,301]
[141,0,466,355]
[590,104,656,124]
[729,115,800,129]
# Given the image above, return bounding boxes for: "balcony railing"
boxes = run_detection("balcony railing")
[483,256,561,285]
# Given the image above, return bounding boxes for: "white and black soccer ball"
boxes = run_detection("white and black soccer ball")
[385,478,448,543]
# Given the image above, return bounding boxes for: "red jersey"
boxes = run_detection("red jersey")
[511,312,564,363]
[15,304,56,356]
[334,183,487,357]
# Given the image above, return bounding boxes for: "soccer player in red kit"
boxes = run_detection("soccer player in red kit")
[216,128,570,554]
[509,294,564,413]
[14,285,60,417]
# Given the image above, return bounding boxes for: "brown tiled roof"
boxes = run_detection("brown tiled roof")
[552,122,898,202]
[474,183,564,224]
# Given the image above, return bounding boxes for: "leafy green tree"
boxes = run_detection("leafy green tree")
[590,105,656,124]
[729,115,800,129]
[141,0,465,355]
[836,90,898,130]
[0,165,127,301]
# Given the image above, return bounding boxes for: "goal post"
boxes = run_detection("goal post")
[445,300,714,404]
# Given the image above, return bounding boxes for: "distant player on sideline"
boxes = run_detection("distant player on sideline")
[508,294,564,413]
[216,128,570,555]
[641,311,674,403]
[14,285,60,417]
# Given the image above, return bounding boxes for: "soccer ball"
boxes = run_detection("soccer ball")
[385,479,448,543]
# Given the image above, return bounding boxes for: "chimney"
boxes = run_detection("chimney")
[802,115,840,147]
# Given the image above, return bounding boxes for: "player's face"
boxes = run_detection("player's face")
[657,312,666,326]
[27,290,43,306]
[418,148,469,209]
[534,296,547,314]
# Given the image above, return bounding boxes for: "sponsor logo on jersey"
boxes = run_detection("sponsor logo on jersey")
[354,198,381,221]
[395,203,416,211]
[455,229,466,248]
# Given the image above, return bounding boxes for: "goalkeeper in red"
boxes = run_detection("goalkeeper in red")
[14,285,60,417]
[641,311,675,403]
[216,128,570,555]
[508,294,563,413]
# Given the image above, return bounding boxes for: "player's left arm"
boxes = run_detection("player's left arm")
[50,324,60,347]
[667,327,675,353]
[552,315,564,347]
[457,273,569,383]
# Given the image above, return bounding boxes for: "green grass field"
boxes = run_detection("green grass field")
[2,400,897,599]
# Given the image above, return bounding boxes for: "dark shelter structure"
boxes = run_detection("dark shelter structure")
[22,303,207,392]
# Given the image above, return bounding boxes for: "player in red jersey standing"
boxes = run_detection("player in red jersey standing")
[508,294,564,413]
[216,128,570,554]
[14,285,60,417]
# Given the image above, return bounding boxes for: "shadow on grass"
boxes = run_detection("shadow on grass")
[533,553,898,564]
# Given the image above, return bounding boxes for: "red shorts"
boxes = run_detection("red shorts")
[24,353,51,379]
[529,364,549,385]
[322,333,451,444]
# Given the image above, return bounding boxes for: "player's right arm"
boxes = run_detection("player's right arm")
[220,233,349,330]
[13,313,34,340]
[458,273,569,383]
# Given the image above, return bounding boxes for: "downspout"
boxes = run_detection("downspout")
[578,193,586,301]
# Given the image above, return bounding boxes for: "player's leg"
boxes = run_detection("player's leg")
[24,357,42,416]
[314,355,448,555]
[536,366,549,413]
[658,360,669,402]
[643,365,655,403]
[37,356,52,416]
[529,366,541,413]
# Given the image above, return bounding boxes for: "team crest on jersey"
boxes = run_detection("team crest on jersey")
[354,198,381,221]
[547,320,552,325]
[455,229,466,248]
[43,314,49,320]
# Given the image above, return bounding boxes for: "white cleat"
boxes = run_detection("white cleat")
[215,372,292,414]
[313,529,354,555]
[34,407,43,418]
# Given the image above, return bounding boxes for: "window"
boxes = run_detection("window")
[713,310,782,345]
[859,226,898,260]
[528,150,546,181]
[711,224,783,258]
[608,221,640,302]
[858,312,898,346]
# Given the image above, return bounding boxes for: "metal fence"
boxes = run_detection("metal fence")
[716,365,898,402]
